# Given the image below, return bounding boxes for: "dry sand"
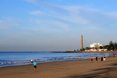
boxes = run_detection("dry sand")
[0,56,117,78]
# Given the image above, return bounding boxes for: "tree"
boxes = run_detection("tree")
[85,47,91,50]
[103,45,109,50]
[114,42,117,50]
[108,41,114,51]
[99,46,103,49]
[80,48,85,52]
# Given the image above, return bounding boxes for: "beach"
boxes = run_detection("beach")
[0,56,117,78]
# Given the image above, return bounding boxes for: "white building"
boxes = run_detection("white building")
[85,43,107,52]
[90,43,103,48]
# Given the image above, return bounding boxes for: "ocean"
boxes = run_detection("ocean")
[0,52,116,67]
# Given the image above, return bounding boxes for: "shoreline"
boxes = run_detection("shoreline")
[0,52,116,68]
[0,56,117,78]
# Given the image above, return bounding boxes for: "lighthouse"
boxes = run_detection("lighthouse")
[80,35,84,50]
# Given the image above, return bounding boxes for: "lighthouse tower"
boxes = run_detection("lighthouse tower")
[80,35,84,50]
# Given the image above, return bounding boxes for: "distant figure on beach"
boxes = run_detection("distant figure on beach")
[100,57,106,61]
[33,61,37,72]
[90,58,93,61]
[96,57,98,61]
[113,53,116,57]
[31,59,33,63]
[101,57,103,61]
[103,57,106,61]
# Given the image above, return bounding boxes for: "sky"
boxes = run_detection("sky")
[0,0,117,51]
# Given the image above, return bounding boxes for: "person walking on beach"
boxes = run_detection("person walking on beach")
[90,58,93,61]
[101,57,103,61]
[96,57,98,61]
[33,61,37,73]
[103,57,106,61]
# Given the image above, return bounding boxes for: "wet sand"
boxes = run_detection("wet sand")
[0,56,117,78]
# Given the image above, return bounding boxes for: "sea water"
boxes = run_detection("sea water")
[0,52,116,67]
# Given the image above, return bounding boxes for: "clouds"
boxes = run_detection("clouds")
[26,1,117,38]
[104,12,117,18]
[0,17,20,30]
[30,5,93,29]
[30,3,113,27]
[25,0,38,3]
[30,10,44,16]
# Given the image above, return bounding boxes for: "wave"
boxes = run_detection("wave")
[0,52,116,67]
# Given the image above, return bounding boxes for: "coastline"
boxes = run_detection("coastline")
[0,56,117,78]
[51,51,117,53]
[1,52,116,68]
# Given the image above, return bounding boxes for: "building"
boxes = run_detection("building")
[90,43,103,48]
[85,43,107,52]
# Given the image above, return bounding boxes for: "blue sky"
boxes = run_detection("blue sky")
[0,0,117,51]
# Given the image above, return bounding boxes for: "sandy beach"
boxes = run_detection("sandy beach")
[0,56,117,78]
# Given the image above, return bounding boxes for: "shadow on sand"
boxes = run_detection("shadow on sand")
[63,63,117,78]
